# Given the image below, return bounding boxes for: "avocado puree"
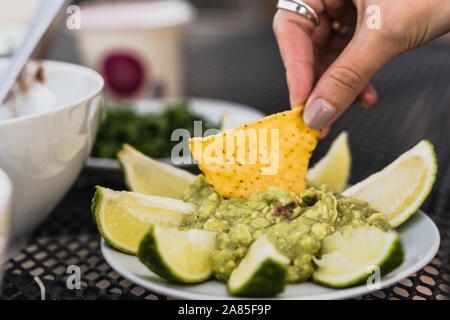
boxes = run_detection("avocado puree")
[181,175,391,283]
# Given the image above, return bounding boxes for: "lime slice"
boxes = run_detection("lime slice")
[220,111,233,131]
[343,140,437,227]
[92,186,195,254]
[227,235,289,297]
[118,144,196,199]
[312,226,404,288]
[307,131,351,192]
[137,226,216,283]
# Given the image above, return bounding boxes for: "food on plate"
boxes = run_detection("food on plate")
[137,226,217,283]
[91,101,218,159]
[180,175,396,283]
[190,107,319,198]
[118,144,195,199]
[92,104,435,297]
[0,60,57,121]
[312,225,403,288]
[343,140,436,227]
[307,131,351,192]
[92,186,195,254]
[227,235,289,297]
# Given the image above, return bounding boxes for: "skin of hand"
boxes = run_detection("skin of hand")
[273,0,450,136]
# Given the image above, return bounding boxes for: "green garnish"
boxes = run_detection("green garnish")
[92,101,218,159]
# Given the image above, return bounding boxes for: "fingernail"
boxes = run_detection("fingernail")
[303,98,336,130]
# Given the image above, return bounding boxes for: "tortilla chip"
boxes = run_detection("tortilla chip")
[189,107,319,198]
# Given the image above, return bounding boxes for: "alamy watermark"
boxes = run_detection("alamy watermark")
[366,5,381,30]
[171,121,280,175]
[67,264,81,289]
[366,265,381,290]
[66,5,81,30]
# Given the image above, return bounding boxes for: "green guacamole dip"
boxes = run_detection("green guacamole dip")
[181,175,391,283]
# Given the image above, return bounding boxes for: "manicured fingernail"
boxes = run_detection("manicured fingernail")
[303,98,336,130]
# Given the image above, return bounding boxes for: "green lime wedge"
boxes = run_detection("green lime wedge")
[307,131,351,192]
[137,226,216,283]
[118,144,196,199]
[227,235,289,297]
[343,140,437,227]
[312,225,404,288]
[92,187,195,254]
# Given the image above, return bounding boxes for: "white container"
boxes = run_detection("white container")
[0,59,103,253]
[0,168,12,283]
[73,0,195,100]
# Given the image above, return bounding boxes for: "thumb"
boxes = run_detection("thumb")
[303,34,389,130]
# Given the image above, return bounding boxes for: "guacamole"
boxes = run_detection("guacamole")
[181,175,391,283]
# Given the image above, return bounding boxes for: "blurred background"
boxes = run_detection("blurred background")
[0,0,280,102]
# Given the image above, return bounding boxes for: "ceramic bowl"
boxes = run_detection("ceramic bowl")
[0,168,12,274]
[0,59,103,251]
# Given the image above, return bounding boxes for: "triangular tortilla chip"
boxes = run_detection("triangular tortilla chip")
[189,107,319,198]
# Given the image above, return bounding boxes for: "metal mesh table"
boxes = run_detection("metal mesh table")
[1,26,449,300]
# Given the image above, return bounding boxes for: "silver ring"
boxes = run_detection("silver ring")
[277,0,320,26]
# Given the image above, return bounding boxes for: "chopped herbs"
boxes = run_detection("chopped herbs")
[92,101,218,159]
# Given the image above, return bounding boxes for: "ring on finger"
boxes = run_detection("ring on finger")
[276,0,321,26]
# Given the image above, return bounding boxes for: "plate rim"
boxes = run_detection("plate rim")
[101,210,440,300]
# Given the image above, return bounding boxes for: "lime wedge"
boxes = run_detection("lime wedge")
[343,140,437,227]
[312,226,403,288]
[118,144,196,199]
[227,235,289,297]
[92,187,195,254]
[137,226,216,283]
[307,131,351,192]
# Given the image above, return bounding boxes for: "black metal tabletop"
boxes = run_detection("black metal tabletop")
[1,26,449,300]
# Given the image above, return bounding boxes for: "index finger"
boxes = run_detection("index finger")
[273,9,316,107]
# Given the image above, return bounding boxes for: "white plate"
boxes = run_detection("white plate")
[101,210,440,300]
[86,97,266,169]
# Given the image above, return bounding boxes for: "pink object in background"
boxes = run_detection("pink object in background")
[101,51,147,98]
[73,0,195,101]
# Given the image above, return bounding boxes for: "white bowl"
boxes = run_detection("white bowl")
[0,168,12,275]
[0,59,103,250]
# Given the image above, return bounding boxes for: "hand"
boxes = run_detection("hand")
[273,0,450,135]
